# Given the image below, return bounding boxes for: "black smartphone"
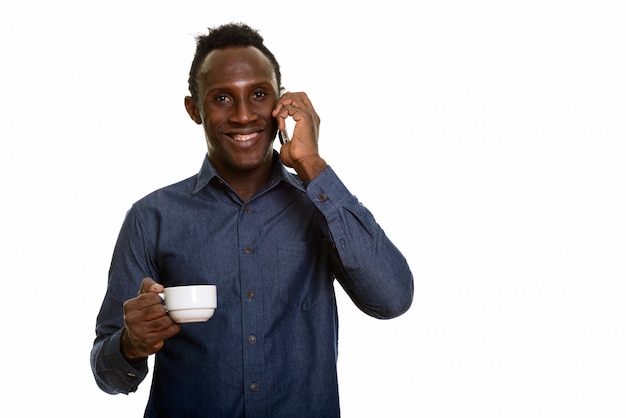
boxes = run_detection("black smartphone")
[278,127,290,145]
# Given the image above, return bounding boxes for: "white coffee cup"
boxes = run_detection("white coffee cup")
[161,284,217,323]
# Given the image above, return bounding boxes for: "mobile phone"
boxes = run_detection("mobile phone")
[278,88,292,145]
[278,127,290,145]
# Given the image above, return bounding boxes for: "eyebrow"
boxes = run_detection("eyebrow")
[204,80,277,95]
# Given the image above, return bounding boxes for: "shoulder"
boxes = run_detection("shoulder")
[132,174,197,210]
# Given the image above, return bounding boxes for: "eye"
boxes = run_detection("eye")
[252,90,268,100]
[215,94,231,103]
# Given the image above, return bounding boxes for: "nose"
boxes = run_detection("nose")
[231,99,257,124]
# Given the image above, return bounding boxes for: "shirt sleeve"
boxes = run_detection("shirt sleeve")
[90,328,149,395]
[306,166,414,319]
[90,206,156,394]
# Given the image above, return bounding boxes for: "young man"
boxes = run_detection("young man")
[91,22,414,417]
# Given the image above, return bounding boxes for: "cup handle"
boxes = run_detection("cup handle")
[158,292,168,312]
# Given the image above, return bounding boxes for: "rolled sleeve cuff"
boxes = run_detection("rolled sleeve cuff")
[96,329,148,394]
[306,166,355,216]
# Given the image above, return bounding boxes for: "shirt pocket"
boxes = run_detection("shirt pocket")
[274,241,334,311]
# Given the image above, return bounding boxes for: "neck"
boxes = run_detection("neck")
[212,158,273,203]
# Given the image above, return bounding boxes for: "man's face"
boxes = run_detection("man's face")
[189,46,279,175]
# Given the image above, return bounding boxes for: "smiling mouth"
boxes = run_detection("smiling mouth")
[230,131,262,142]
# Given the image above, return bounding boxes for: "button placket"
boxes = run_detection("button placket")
[238,201,263,403]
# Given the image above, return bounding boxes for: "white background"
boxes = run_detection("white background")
[1,1,625,417]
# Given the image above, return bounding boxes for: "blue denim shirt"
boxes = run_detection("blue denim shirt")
[91,152,413,417]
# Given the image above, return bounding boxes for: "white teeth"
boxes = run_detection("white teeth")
[232,132,258,141]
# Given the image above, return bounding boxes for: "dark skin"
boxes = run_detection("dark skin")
[121,46,328,362]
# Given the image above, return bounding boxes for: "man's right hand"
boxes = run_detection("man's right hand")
[120,278,181,362]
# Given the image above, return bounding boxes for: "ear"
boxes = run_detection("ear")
[184,96,203,124]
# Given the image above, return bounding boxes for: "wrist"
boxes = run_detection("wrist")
[294,156,328,182]
[120,328,147,364]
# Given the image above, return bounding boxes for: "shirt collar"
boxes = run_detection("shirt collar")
[193,150,305,195]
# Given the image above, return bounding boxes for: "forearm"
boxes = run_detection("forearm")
[308,167,414,318]
[91,205,155,394]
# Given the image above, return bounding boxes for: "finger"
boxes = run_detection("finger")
[272,99,286,119]
[123,294,166,322]
[276,93,317,124]
[273,100,296,134]
[274,113,286,132]
[137,323,181,355]
[125,290,164,321]
[133,316,181,346]
[123,323,177,359]
[292,92,313,109]
[138,277,163,296]
[280,91,313,110]
[160,322,182,340]
[273,91,302,116]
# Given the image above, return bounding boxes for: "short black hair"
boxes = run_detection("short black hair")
[187,22,282,102]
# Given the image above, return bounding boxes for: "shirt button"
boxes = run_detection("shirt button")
[250,383,259,392]
[243,205,250,213]
[248,335,257,344]
[126,372,136,378]
[246,290,255,298]
[245,246,253,254]
[317,193,327,202]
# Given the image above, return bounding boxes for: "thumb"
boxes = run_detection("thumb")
[138,277,163,295]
